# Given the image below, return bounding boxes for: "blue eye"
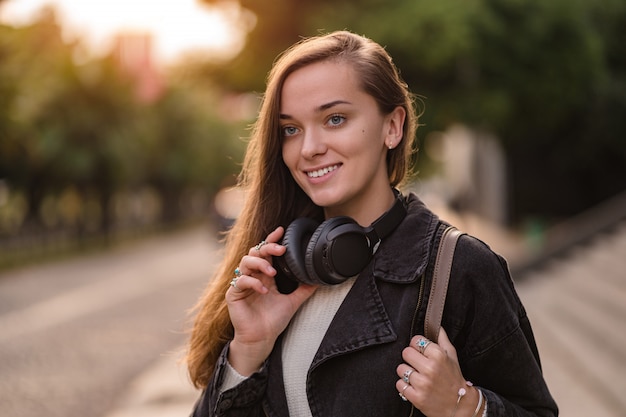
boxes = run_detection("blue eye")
[282,126,299,137]
[328,114,345,127]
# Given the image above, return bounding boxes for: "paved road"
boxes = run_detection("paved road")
[0,226,220,417]
[2,219,624,417]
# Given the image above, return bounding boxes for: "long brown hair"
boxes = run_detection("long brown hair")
[186,30,420,388]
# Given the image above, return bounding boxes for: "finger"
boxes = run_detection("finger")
[266,226,285,243]
[250,240,269,256]
[401,344,429,377]
[251,241,286,259]
[249,227,286,257]
[412,335,435,356]
[288,282,317,302]
[240,254,279,277]
[397,364,416,385]
[227,275,268,296]
[437,327,458,361]
[395,380,413,403]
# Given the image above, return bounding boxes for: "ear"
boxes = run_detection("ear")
[384,106,406,150]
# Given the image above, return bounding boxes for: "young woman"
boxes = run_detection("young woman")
[186,31,558,417]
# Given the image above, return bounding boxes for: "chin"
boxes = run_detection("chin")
[308,191,346,212]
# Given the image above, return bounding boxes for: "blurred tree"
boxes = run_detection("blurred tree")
[136,86,243,224]
[0,9,142,236]
[0,9,82,230]
[2,0,624,241]
[470,0,626,222]
[200,0,626,225]
[0,7,244,241]
[31,55,141,236]
[199,0,318,91]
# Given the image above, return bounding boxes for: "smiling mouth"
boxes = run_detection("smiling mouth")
[306,164,339,178]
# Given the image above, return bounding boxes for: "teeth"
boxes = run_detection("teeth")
[307,165,338,178]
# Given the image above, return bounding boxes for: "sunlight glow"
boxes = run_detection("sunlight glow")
[0,0,254,64]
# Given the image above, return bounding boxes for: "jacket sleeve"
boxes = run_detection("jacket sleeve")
[443,235,559,417]
[190,342,268,417]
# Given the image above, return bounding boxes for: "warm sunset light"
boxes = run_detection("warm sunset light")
[0,0,254,64]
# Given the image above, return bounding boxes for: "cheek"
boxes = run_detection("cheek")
[281,141,297,170]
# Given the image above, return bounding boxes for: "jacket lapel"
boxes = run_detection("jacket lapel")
[310,270,397,370]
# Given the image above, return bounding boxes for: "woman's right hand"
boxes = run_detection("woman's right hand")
[225,226,317,376]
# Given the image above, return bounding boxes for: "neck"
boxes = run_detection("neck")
[324,187,397,226]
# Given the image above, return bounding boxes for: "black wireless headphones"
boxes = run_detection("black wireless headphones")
[274,189,407,294]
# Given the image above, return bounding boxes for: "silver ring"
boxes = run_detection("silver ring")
[254,240,267,252]
[234,267,242,277]
[403,368,414,384]
[399,384,409,401]
[416,337,431,355]
[230,277,240,290]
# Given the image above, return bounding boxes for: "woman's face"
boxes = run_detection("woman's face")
[280,60,405,223]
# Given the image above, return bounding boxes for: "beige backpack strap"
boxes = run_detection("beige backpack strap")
[424,226,463,342]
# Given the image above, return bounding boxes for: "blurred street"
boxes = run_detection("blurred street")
[1,216,625,417]
[518,221,626,417]
[0,225,220,417]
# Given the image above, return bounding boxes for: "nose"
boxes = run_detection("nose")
[300,127,327,159]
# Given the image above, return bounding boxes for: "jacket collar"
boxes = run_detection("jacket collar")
[372,193,440,284]
[312,193,439,367]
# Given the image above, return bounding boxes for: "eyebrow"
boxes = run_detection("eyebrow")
[318,100,351,111]
[279,100,352,120]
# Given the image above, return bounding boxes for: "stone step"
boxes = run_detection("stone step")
[517,222,626,417]
[529,302,624,417]
[527,314,617,417]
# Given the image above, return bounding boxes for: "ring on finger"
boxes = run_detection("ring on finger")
[399,384,409,401]
[234,267,242,278]
[230,277,240,291]
[254,240,267,253]
[403,368,414,384]
[416,337,431,355]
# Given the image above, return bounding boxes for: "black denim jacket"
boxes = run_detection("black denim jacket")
[191,193,558,417]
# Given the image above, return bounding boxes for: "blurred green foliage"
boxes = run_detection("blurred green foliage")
[0,9,244,242]
[1,0,625,250]
[203,0,626,224]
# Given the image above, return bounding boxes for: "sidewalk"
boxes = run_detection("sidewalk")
[103,353,199,417]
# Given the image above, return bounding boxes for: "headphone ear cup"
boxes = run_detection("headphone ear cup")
[280,217,320,285]
[305,217,372,285]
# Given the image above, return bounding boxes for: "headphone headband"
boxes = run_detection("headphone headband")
[366,188,407,244]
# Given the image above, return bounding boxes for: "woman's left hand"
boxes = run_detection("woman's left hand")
[396,327,480,417]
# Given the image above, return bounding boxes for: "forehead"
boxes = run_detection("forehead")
[280,61,364,110]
